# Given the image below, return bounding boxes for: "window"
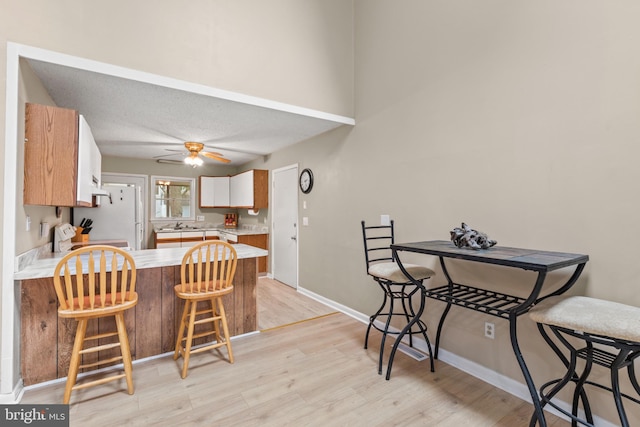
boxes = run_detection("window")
[151,176,196,221]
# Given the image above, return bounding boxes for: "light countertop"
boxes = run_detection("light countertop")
[153,226,268,236]
[14,244,268,281]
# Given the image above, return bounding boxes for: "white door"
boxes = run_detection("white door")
[100,173,147,249]
[272,165,299,288]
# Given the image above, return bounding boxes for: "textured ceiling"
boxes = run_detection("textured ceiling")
[27,59,351,166]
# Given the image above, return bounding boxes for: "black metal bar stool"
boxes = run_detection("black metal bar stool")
[361,220,436,379]
[529,295,640,427]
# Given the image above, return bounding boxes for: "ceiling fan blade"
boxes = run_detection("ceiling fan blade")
[201,151,231,163]
[201,150,223,157]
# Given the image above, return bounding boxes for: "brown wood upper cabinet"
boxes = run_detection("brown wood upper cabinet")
[200,169,268,209]
[24,103,102,207]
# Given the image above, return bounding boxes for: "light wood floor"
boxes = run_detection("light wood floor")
[257,277,338,330]
[21,279,568,426]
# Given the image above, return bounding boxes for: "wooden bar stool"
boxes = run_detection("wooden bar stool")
[52,245,137,404]
[361,220,436,379]
[174,241,238,378]
[529,295,640,426]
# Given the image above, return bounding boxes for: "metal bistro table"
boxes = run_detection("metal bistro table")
[390,240,588,427]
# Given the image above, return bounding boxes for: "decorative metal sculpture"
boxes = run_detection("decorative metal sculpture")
[450,223,497,250]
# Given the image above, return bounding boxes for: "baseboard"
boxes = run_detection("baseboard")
[0,379,24,404]
[297,286,369,324]
[296,286,618,427]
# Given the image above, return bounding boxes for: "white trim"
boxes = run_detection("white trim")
[150,175,196,222]
[1,42,20,399]
[298,286,369,324]
[12,44,355,127]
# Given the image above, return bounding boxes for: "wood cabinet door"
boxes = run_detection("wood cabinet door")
[237,234,268,273]
[24,103,79,206]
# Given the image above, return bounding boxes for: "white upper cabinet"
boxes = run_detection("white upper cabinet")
[77,115,99,205]
[199,176,230,208]
[199,170,267,209]
[229,170,254,208]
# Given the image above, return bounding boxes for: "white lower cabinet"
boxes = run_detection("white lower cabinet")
[155,232,182,248]
[154,231,204,248]
[181,231,205,247]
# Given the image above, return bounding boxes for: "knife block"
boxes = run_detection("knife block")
[71,227,90,243]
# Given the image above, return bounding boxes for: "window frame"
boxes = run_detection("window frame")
[150,175,196,222]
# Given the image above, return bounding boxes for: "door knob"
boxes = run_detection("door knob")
[291,236,297,241]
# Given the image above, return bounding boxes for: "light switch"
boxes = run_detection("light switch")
[40,222,50,238]
[303,217,309,226]
[303,200,307,210]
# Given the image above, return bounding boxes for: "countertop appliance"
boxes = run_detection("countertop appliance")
[74,183,143,250]
[54,223,76,252]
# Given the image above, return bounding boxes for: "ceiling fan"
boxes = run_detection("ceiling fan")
[154,142,231,167]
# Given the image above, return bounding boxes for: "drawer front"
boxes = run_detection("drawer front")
[156,241,181,248]
[156,232,181,239]
[221,232,237,243]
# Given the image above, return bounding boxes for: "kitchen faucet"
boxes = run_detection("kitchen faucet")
[175,222,182,229]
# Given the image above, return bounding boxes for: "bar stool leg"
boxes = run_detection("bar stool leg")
[115,313,134,395]
[64,319,88,404]
[628,362,640,395]
[400,285,414,348]
[611,350,633,427]
[216,297,234,363]
[378,289,395,375]
[365,282,388,351]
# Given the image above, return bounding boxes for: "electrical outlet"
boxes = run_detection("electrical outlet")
[484,322,495,339]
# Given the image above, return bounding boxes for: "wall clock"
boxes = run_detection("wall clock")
[299,168,314,194]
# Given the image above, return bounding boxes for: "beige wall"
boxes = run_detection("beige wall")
[0,0,353,397]
[3,1,640,423]
[245,1,640,424]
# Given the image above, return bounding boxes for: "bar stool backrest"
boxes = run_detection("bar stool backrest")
[53,245,137,314]
[179,241,238,294]
[361,220,396,272]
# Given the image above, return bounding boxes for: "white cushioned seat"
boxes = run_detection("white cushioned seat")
[530,295,640,343]
[368,262,435,283]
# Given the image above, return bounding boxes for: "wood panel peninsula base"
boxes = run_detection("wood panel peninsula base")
[19,255,259,386]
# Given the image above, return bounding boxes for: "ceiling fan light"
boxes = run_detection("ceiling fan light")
[183,155,203,167]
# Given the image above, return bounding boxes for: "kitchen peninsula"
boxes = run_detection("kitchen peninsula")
[153,225,269,273]
[15,244,267,386]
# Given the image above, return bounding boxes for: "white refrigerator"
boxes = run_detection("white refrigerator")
[74,183,143,250]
